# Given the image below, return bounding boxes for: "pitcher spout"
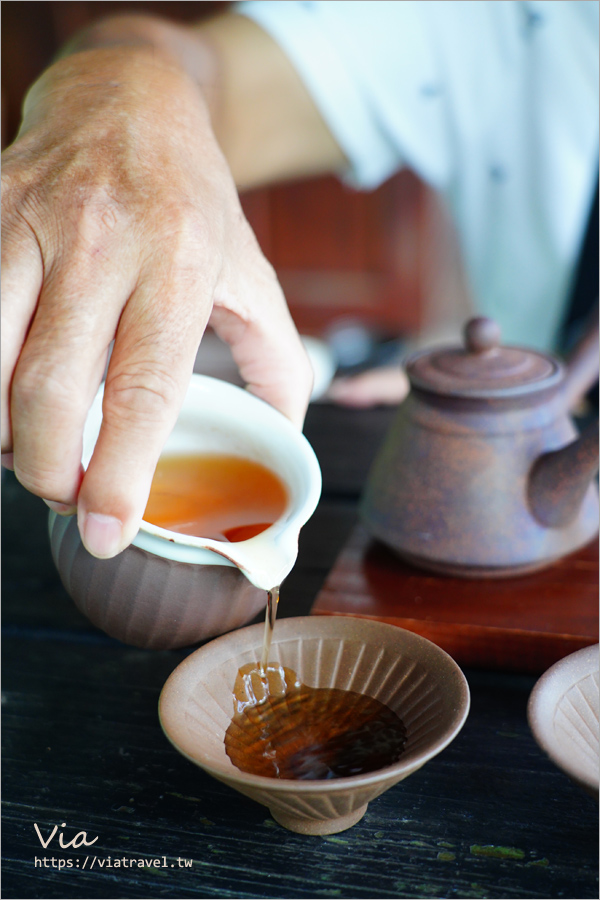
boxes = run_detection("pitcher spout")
[528,420,599,528]
[204,526,300,592]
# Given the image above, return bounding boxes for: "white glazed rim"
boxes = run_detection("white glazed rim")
[82,374,322,568]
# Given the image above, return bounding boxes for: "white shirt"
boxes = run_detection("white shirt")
[237,0,599,350]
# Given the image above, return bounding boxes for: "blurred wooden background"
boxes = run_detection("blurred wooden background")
[1,1,469,341]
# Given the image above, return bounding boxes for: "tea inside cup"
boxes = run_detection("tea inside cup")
[159,616,470,834]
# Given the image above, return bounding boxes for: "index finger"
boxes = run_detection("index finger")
[77,272,210,558]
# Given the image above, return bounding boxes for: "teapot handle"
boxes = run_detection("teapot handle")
[562,302,599,411]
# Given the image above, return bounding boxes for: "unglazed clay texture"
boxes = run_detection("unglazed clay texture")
[528,643,599,798]
[159,616,470,834]
[49,513,267,649]
[361,316,599,577]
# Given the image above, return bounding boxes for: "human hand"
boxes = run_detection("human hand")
[326,366,410,407]
[1,47,312,558]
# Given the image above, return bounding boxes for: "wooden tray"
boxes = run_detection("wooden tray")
[311,525,599,674]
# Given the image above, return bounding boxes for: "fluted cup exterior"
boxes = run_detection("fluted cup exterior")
[49,512,267,649]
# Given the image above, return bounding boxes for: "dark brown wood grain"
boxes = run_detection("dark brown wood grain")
[3,635,599,900]
[2,400,599,899]
[312,525,599,674]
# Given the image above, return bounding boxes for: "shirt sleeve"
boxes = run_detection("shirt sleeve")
[235,0,407,188]
[234,1,520,192]
[235,0,599,355]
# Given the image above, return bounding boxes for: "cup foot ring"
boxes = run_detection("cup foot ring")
[270,803,368,835]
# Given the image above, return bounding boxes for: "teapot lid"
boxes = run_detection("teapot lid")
[407,317,563,399]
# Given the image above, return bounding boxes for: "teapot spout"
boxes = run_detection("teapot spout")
[528,420,599,528]
[561,303,599,411]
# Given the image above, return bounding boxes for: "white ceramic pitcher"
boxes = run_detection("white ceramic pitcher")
[49,375,322,649]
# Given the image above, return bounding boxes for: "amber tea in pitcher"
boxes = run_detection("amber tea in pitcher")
[144,453,288,542]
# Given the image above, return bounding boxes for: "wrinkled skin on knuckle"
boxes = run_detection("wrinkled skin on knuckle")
[52,161,131,237]
[1,148,39,199]
[161,196,222,248]
[137,199,225,299]
[1,168,35,245]
[1,168,19,210]
[12,445,81,500]
[2,167,114,272]
[11,365,85,496]
[103,363,183,432]
[73,183,124,238]
[13,462,70,502]
[12,358,88,425]
[48,187,131,276]
[1,206,38,262]
[3,77,234,283]
[7,117,144,232]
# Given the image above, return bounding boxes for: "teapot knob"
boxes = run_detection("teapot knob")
[464,317,501,353]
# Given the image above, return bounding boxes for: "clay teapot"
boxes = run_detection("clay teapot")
[361,316,599,578]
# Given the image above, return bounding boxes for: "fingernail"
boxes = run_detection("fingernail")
[44,499,77,516]
[1,453,14,470]
[81,511,123,558]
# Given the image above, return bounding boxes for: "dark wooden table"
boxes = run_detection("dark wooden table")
[2,403,598,900]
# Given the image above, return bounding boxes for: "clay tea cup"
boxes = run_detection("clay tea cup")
[159,615,470,835]
[49,375,322,649]
[528,644,599,798]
